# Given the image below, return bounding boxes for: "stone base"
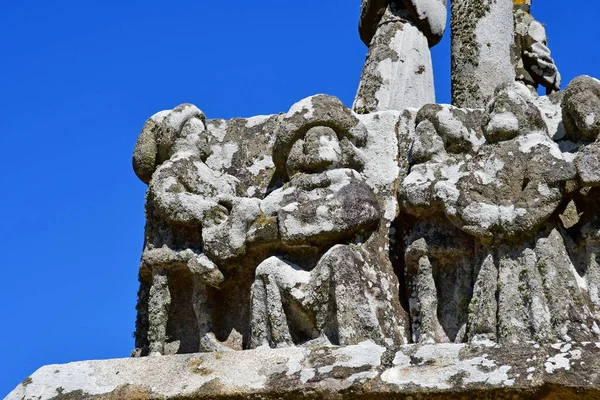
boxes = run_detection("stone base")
[8,341,600,399]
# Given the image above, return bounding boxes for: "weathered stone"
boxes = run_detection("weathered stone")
[562,75,600,142]
[399,79,600,347]
[513,2,561,94]
[128,94,412,359]
[11,1,600,397]
[576,143,600,186]
[132,106,281,357]
[354,0,446,114]
[451,0,515,108]
[247,98,409,349]
[10,342,600,399]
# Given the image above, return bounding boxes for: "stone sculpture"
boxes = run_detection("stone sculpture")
[513,0,561,94]
[132,105,283,355]
[132,94,408,355]
[125,0,600,359]
[354,0,447,114]
[399,80,600,345]
[126,1,600,358]
[11,2,600,399]
[248,96,406,349]
[132,104,231,356]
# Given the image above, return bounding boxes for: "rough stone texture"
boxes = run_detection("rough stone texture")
[10,0,600,396]
[10,341,600,399]
[398,80,600,347]
[451,0,515,108]
[131,105,281,356]
[354,0,446,114]
[130,94,410,358]
[513,2,561,95]
[562,75,600,142]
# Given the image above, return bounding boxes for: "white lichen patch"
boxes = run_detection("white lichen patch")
[585,113,596,129]
[474,157,505,186]
[544,343,585,374]
[462,202,527,230]
[518,133,564,160]
[247,155,275,176]
[206,142,239,170]
[545,352,570,373]
[245,114,272,128]
[329,341,385,383]
[287,97,315,119]
[382,344,514,389]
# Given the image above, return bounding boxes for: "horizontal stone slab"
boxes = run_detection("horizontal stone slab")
[8,341,600,399]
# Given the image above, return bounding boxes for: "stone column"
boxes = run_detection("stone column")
[451,0,515,108]
[354,1,442,114]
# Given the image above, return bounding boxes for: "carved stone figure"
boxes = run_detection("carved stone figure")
[132,104,233,356]
[248,97,399,348]
[513,0,561,94]
[354,0,447,114]
[399,81,600,344]
[131,95,409,355]
[132,105,282,355]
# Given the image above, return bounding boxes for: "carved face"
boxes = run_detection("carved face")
[156,105,209,163]
[285,126,343,176]
[133,104,209,184]
[484,82,545,143]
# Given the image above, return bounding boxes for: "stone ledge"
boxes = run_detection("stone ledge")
[8,341,600,399]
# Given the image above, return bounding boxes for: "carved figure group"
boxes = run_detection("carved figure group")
[133,95,407,355]
[131,1,600,355]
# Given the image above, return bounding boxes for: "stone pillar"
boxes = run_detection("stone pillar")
[451,0,515,108]
[354,1,444,114]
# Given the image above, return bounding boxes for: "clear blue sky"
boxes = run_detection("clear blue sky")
[1,0,598,396]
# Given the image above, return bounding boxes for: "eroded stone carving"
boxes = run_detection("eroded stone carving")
[399,80,600,345]
[132,95,408,356]
[132,105,281,356]
[513,0,561,94]
[131,82,600,360]
[248,96,406,349]
[127,0,600,364]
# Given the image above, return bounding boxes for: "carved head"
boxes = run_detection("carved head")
[132,104,210,184]
[273,95,367,180]
[484,82,546,143]
[562,75,600,142]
